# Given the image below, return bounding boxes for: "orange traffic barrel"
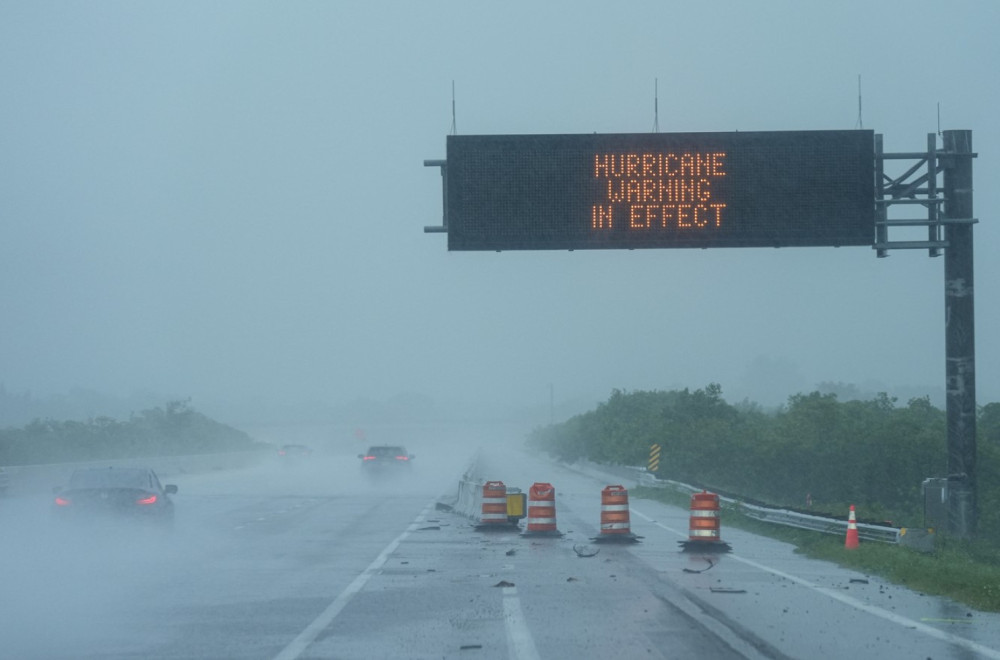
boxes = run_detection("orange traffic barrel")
[680,490,730,552]
[593,485,641,543]
[523,482,561,536]
[477,481,510,529]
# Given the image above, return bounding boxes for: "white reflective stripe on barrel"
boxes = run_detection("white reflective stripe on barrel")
[689,529,720,537]
[601,522,630,530]
[527,517,556,525]
[689,510,719,518]
[601,504,630,512]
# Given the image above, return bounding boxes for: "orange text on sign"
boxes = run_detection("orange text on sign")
[591,152,727,230]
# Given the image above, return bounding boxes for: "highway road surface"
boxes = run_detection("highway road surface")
[2,422,999,659]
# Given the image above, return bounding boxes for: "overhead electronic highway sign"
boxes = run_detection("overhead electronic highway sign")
[442,130,875,251]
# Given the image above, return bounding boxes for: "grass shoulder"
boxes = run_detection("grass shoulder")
[634,485,1000,613]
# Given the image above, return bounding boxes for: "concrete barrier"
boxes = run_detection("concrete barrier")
[436,453,485,520]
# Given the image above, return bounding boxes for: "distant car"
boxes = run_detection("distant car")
[358,445,414,470]
[277,444,312,459]
[53,466,177,525]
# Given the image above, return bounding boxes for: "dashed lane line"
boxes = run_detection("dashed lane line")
[271,501,434,660]
[502,586,542,660]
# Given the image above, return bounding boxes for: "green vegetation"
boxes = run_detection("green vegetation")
[529,385,1000,537]
[528,385,1000,611]
[0,399,264,465]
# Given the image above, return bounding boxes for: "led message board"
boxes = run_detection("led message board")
[444,130,875,251]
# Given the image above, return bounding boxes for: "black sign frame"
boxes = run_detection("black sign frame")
[444,130,875,251]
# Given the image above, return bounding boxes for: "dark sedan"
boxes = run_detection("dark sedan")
[358,445,414,471]
[53,466,177,525]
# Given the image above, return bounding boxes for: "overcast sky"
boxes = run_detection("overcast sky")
[1,1,997,422]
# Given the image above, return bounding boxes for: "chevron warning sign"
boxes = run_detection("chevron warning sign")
[648,444,661,473]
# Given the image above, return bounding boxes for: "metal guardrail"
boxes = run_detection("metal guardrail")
[738,501,900,544]
[634,469,901,544]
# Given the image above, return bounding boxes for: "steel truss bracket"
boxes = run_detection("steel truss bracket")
[424,159,448,234]
[875,133,978,257]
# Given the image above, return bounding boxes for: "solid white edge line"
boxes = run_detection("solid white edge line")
[629,507,1000,660]
[502,586,542,660]
[272,501,434,660]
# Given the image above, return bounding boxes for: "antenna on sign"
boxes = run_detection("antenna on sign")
[450,81,457,135]
[855,75,863,129]
[652,78,660,133]
[937,102,941,136]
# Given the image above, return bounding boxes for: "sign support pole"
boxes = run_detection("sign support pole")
[942,129,977,538]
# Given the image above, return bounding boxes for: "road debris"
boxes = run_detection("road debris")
[682,558,715,574]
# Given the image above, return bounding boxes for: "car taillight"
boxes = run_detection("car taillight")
[55,496,72,506]
[395,456,409,461]
[278,450,286,455]
[362,455,375,460]
[136,494,158,505]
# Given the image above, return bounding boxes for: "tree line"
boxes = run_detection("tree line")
[0,399,265,466]
[528,385,1000,540]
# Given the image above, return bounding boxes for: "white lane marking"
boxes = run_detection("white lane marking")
[630,508,686,536]
[272,502,433,660]
[502,586,542,660]
[630,507,1000,659]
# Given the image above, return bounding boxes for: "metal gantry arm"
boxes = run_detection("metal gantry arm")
[875,132,978,257]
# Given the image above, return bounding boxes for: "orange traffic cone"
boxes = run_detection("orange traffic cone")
[845,505,860,549]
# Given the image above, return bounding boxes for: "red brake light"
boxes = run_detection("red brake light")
[55,496,71,506]
[136,494,158,505]
[395,455,409,461]
[363,455,375,460]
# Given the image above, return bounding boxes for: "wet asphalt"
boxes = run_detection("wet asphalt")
[2,422,998,659]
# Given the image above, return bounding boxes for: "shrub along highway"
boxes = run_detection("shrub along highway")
[2,422,999,659]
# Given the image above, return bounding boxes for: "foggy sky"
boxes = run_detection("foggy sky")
[1,1,998,422]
